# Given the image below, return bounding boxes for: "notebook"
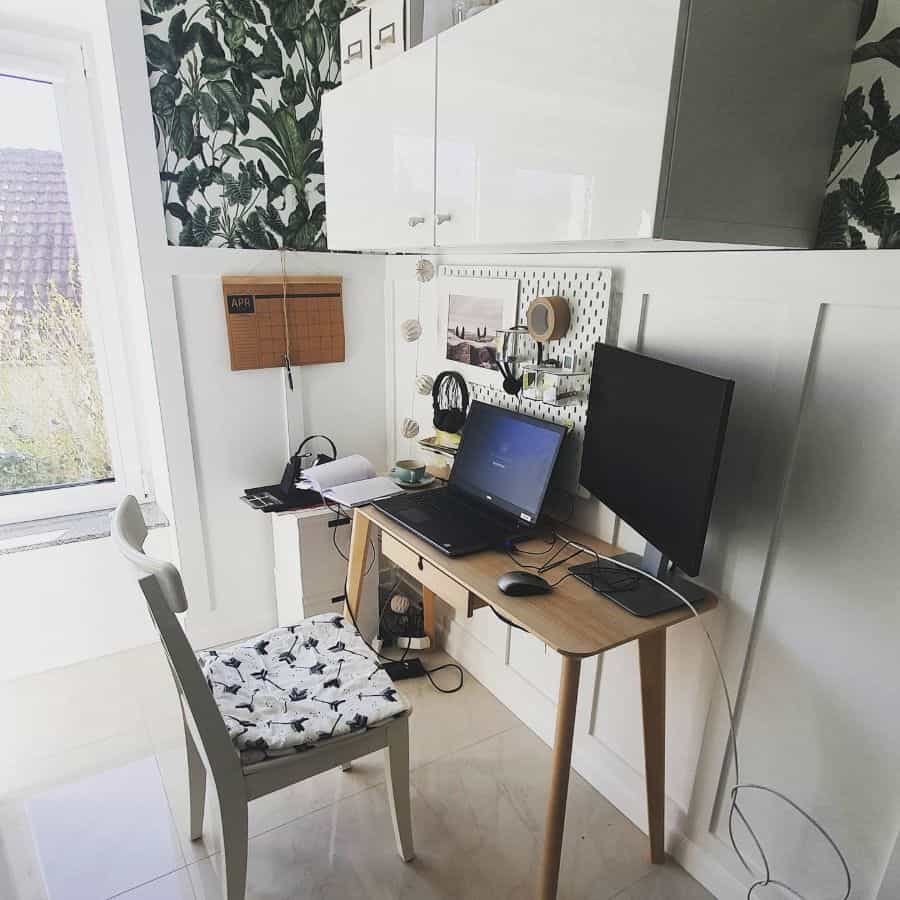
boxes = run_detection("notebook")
[299,455,404,508]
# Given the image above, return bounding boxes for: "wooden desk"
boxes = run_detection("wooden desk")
[344,507,717,900]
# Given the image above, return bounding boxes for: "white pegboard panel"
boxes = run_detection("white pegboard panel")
[438,265,613,497]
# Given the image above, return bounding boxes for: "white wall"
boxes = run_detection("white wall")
[386,249,900,899]
[106,2,388,648]
[1,0,387,679]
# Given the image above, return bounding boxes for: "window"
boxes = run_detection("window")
[0,37,143,524]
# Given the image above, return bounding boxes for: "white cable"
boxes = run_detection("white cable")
[554,537,852,900]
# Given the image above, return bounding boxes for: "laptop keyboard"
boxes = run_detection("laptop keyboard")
[378,489,514,544]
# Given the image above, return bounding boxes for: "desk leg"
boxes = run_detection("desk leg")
[421,586,436,647]
[639,629,666,864]
[538,655,581,900]
[344,511,372,627]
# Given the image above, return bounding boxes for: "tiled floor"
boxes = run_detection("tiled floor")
[2,643,713,900]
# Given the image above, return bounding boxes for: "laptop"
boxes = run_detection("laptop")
[374,401,567,557]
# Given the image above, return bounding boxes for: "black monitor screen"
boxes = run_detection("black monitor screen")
[451,401,566,523]
[581,345,734,576]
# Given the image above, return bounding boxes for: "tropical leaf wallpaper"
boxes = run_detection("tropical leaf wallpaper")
[141,0,357,249]
[817,0,900,248]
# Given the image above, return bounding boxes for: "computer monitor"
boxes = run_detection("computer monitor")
[571,344,734,616]
[451,401,566,524]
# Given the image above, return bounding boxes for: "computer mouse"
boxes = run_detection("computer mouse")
[497,571,552,597]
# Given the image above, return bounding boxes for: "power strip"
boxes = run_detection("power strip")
[395,635,431,651]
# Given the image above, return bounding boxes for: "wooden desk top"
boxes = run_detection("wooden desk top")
[360,507,717,658]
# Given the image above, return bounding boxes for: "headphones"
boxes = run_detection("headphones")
[280,434,337,495]
[293,434,337,468]
[432,371,470,434]
[497,359,522,396]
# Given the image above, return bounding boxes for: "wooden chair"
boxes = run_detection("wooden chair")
[112,496,414,900]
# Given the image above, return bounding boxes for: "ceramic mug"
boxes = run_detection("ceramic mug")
[391,459,427,484]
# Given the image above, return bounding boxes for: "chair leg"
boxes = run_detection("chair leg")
[184,721,206,841]
[217,788,249,900]
[384,717,415,862]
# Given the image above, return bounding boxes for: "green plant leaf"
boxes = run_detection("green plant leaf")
[870,113,900,168]
[196,25,227,64]
[190,206,219,245]
[301,13,326,65]
[237,211,278,249]
[853,27,900,68]
[166,201,192,224]
[224,15,247,50]
[209,80,250,133]
[841,168,893,232]
[296,108,318,141]
[168,10,200,58]
[849,225,867,249]
[222,0,263,21]
[240,136,288,171]
[869,77,890,130]
[141,11,163,26]
[220,144,245,161]
[177,161,200,204]
[858,0,879,41]
[262,0,313,30]
[197,92,222,131]
[144,34,179,74]
[150,72,182,118]
[266,174,289,205]
[319,0,347,29]
[879,212,900,247]
[830,87,874,173]
[152,0,187,11]
[201,55,232,77]
[815,190,849,249]
[281,64,306,106]
[171,100,197,159]
[251,32,284,78]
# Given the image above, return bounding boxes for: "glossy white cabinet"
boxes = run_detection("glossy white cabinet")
[324,0,859,250]
[323,38,436,251]
[435,0,680,246]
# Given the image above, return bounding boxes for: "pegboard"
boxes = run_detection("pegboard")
[438,264,614,495]
[222,275,344,371]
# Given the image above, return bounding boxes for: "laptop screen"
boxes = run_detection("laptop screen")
[450,401,566,523]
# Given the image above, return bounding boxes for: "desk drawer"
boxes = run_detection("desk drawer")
[381,532,471,618]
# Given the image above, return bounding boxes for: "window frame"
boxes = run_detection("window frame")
[0,35,144,525]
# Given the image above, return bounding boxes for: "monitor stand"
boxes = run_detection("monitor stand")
[568,542,707,617]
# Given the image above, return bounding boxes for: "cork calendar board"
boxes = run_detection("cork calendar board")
[222,275,344,371]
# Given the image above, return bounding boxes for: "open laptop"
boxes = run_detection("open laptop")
[373,401,567,557]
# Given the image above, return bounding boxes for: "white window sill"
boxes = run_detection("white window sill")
[0,502,168,556]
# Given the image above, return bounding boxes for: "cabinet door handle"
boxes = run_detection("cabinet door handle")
[374,23,397,51]
[344,39,364,64]
[408,216,426,227]
[436,213,452,225]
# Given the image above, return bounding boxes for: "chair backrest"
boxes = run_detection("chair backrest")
[112,495,188,614]
[112,497,241,781]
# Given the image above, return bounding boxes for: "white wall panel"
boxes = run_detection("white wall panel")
[386,251,900,899]
[172,255,387,646]
[720,304,900,898]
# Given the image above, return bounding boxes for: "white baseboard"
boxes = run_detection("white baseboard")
[443,619,747,900]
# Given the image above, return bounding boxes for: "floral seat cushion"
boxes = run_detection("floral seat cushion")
[197,613,410,766]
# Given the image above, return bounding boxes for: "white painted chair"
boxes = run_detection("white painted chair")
[112,496,414,900]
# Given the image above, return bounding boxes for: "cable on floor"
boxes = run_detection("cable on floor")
[552,535,852,900]
[325,498,464,695]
